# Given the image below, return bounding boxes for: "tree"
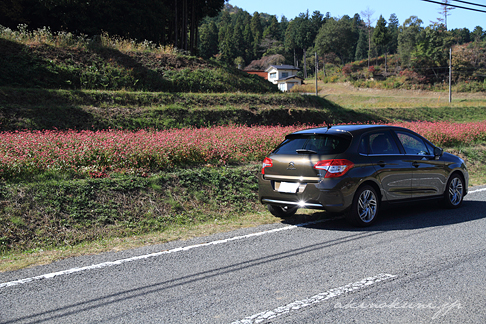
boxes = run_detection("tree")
[250,12,263,58]
[218,24,235,63]
[284,20,298,66]
[279,16,289,42]
[242,22,254,63]
[315,17,355,65]
[360,7,376,67]
[199,20,219,59]
[355,28,368,61]
[450,28,470,45]
[471,26,485,41]
[231,23,244,62]
[372,15,390,72]
[412,23,452,80]
[388,14,399,54]
[1,0,225,54]
[310,10,325,32]
[262,16,280,40]
[398,16,423,68]
[283,11,322,77]
[437,0,455,30]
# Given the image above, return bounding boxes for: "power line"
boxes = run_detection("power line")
[451,0,486,9]
[421,0,486,13]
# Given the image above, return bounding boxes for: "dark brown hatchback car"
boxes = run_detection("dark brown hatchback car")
[259,125,468,226]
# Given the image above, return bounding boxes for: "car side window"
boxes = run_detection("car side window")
[369,132,400,155]
[359,135,368,154]
[396,131,430,155]
[425,141,436,155]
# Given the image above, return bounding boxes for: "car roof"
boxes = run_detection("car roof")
[290,124,397,136]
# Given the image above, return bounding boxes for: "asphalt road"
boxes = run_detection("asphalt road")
[2,185,486,323]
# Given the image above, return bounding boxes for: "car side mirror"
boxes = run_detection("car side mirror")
[434,147,444,159]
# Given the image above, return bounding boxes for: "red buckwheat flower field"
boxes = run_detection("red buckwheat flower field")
[1,121,485,180]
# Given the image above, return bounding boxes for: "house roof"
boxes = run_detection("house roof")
[244,70,268,79]
[265,65,300,72]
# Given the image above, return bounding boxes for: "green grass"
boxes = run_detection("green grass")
[0,164,265,255]
[356,106,486,123]
[0,36,278,94]
[0,88,385,130]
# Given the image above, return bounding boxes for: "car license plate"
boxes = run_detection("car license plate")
[278,182,300,193]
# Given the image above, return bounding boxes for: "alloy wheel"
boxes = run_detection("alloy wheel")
[357,189,377,222]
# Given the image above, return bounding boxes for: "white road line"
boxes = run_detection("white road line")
[469,187,486,194]
[2,186,483,289]
[230,273,397,324]
[0,219,327,289]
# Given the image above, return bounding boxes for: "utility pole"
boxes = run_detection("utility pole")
[315,52,318,96]
[303,48,307,78]
[449,47,452,103]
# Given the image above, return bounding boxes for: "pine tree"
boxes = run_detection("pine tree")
[243,22,254,63]
[373,15,390,56]
[355,29,368,61]
[250,12,263,57]
[199,20,219,59]
[388,14,399,54]
[263,16,280,40]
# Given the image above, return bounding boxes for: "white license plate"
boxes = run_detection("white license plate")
[278,182,300,193]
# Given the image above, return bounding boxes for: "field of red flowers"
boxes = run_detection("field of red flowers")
[1,121,485,180]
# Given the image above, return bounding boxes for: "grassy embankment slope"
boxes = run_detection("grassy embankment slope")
[1,31,485,271]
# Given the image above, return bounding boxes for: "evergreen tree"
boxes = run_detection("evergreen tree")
[413,23,452,78]
[243,23,254,63]
[199,20,219,59]
[232,23,244,62]
[310,10,325,32]
[218,10,232,45]
[218,24,235,63]
[388,14,399,54]
[471,26,485,41]
[263,16,280,40]
[250,12,264,58]
[398,16,423,68]
[351,13,363,57]
[373,15,390,56]
[279,16,289,42]
[355,28,368,61]
[450,28,471,45]
[315,17,355,65]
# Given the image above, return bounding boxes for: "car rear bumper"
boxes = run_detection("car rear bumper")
[258,175,354,213]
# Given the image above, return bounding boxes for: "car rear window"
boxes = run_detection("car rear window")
[272,135,351,155]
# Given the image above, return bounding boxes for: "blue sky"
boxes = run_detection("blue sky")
[228,0,485,31]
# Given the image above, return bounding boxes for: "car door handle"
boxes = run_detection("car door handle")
[412,162,420,168]
[377,161,386,167]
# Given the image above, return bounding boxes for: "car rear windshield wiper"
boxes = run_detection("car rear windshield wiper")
[296,149,317,154]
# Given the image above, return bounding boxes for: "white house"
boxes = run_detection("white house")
[265,65,303,92]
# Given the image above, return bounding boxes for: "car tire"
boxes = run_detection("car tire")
[346,185,379,227]
[443,173,464,209]
[267,205,298,218]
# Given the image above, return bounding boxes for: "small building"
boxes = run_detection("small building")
[276,75,304,92]
[265,65,303,92]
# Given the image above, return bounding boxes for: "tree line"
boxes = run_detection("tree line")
[0,0,225,54]
[1,1,485,82]
[199,4,486,80]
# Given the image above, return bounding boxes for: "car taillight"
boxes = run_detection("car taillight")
[314,159,354,178]
[262,157,273,174]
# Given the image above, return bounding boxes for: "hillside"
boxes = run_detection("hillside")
[0,35,278,94]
